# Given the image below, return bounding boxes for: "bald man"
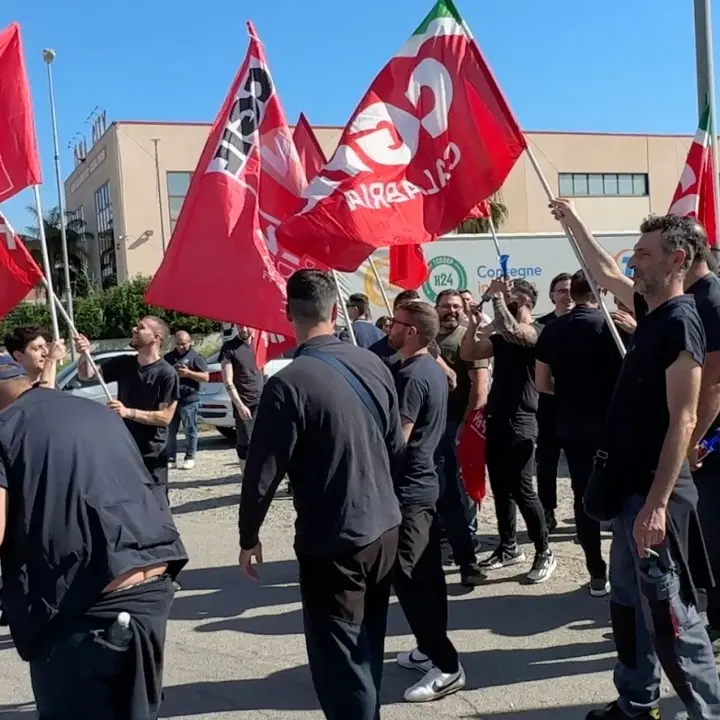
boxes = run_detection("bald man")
[164,331,209,470]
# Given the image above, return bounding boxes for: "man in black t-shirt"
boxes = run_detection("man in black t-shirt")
[75,316,179,498]
[461,279,557,585]
[534,272,573,532]
[164,331,209,470]
[536,271,623,597]
[0,355,187,718]
[550,201,720,720]
[387,300,466,703]
[219,325,265,462]
[369,289,421,366]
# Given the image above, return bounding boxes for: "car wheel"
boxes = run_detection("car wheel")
[217,426,236,442]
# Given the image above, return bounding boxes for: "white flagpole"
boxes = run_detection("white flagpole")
[368,256,393,314]
[524,147,626,358]
[32,186,60,341]
[487,216,503,264]
[331,270,358,346]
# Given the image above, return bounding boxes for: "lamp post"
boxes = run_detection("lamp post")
[151,138,168,254]
[43,47,76,358]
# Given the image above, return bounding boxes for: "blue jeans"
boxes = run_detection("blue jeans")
[611,493,720,719]
[168,401,199,461]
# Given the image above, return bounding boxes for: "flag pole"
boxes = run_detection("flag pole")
[331,270,358,346]
[368,256,393,314]
[524,148,626,358]
[32,186,60,341]
[487,217,503,264]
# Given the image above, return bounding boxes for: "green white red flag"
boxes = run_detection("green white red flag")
[668,105,718,247]
[276,0,527,271]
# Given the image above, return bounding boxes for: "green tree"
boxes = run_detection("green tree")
[455,194,509,234]
[23,206,92,297]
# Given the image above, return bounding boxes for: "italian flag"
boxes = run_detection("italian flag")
[668,105,718,247]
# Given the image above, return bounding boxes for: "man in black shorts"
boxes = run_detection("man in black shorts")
[75,316,179,500]
[388,300,466,703]
[551,200,720,720]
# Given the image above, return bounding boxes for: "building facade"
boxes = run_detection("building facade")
[63,120,695,286]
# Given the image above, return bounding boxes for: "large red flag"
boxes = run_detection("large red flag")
[0,212,44,317]
[292,113,327,181]
[0,23,42,202]
[276,0,526,272]
[456,405,487,503]
[465,199,491,220]
[146,24,318,362]
[389,245,429,290]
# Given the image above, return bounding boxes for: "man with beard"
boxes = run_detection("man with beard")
[434,290,488,587]
[75,317,179,501]
[4,325,66,389]
[460,280,556,584]
[551,200,720,720]
[387,300,465,703]
[534,273,573,532]
[219,325,265,463]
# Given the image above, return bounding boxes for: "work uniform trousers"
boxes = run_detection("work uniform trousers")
[393,506,459,674]
[297,527,399,720]
[232,405,257,462]
[693,460,720,632]
[610,493,720,719]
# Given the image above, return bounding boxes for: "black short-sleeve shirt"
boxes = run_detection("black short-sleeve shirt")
[219,337,264,406]
[603,294,706,494]
[535,305,623,442]
[0,389,188,660]
[163,347,208,405]
[394,353,448,507]
[101,355,179,465]
[486,334,538,424]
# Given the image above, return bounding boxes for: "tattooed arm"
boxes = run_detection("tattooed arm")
[492,292,540,347]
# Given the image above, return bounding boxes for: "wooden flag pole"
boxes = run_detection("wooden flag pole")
[524,147,626,358]
[331,270,358,346]
[368,256,393,315]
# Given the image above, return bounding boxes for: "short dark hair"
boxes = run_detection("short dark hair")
[347,293,371,318]
[640,214,697,271]
[393,289,420,310]
[375,315,391,329]
[396,301,439,345]
[458,288,472,295]
[435,289,462,307]
[512,279,538,309]
[4,325,48,356]
[549,272,572,294]
[570,270,593,302]
[287,270,337,324]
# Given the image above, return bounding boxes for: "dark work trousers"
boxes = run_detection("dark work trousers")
[435,419,477,568]
[485,417,548,554]
[693,459,720,631]
[393,506,459,674]
[535,396,560,514]
[233,405,257,462]
[298,527,399,720]
[144,461,169,505]
[561,437,607,579]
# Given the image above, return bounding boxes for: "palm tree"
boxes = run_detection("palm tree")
[454,194,509,234]
[23,206,93,297]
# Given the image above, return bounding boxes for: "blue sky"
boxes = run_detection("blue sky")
[0,0,710,228]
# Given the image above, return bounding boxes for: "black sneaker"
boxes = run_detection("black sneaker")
[544,510,558,533]
[478,545,525,570]
[460,563,487,586]
[589,576,610,597]
[526,549,557,584]
[586,701,660,719]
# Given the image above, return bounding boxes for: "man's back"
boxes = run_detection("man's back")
[352,319,385,349]
[0,389,188,659]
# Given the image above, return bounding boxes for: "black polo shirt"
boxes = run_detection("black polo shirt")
[0,389,188,661]
[219,336,264,407]
[535,305,623,443]
[163,347,209,405]
[101,355,179,467]
[239,335,404,556]
[394,353,448,508]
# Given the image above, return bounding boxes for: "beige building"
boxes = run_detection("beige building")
[64,120,695,286]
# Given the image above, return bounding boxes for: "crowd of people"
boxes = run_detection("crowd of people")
[2,199,720,718]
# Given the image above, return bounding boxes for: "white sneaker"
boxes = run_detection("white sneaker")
[182,459,196,470]
[396,649,433,673]
[526,550,557,584]
[403,664,466,703]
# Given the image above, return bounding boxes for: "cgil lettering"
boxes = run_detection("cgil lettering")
[344,142,461,211]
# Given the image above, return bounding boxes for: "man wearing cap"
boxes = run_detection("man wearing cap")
[0,355,188,719]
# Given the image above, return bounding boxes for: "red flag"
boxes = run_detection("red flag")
[668,104,718,246]
[146,24,317,363]
[465,199,491,220]
[0,212,44,317]
[276,0,526,271]
[389,245,429,290]
[292,113,326,182]
[456,406,487,503]
[0,24,42,202]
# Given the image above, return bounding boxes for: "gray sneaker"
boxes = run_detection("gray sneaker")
[478,545,525,570]
[526,550,557,584]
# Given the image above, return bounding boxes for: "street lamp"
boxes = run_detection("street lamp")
[43,48,76,358]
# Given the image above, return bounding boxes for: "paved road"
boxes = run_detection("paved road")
[0,433,689,718]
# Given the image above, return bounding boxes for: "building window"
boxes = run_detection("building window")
[558,173,649,197]
[167,172,192,232]
[94,182,116,288]
[67,207,86,249]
